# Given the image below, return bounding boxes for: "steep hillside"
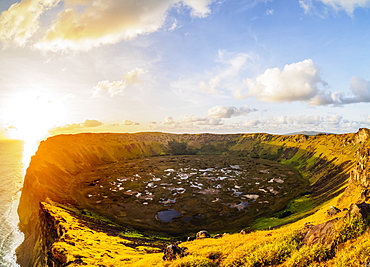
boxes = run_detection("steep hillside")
[17,129,370,266]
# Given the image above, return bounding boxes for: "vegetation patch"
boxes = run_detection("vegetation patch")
[252,194,315,230]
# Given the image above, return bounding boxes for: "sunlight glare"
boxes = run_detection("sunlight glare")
[4,92,66,151]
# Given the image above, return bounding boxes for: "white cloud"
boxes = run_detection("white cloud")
[240,114,347,132]
[199,50,253,94]
[183,115,223,126]
[265,9,274,15]
[92,68,147,97]
[218,50,251,77]
[159,115,223,129]
[122,119,139,125]
[162,116,177,126]
[170,50,255,103]
[299,0,315,14]
[83,119,103,127]
[243,59,329,104]
[0,0,214,50]
[0,0,60,47]
[168,19,179,32]
[199,76,222,94]
[207,105,257,119]
[123,68,147,85]
[345,76,370,103]
[365,115,370,124]
[296,115,323,126]
[237,0,273,13]
[147,112,366,133]
[325,114,342,125]
[243,119,260,128]
[181,0,213,18]
[312,76,370,105]
[51,118,103,132]
[299,0,370,16]
[318,0,370,15]
[93,80,127,97]
[26,0,213,51]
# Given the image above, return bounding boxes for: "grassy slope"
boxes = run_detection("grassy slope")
[17,129,370,266]
[235,132,356,230]
[42,199,370,267]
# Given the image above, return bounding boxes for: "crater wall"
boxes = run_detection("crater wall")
[17,129,370,266]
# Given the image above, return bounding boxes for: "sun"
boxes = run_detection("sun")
[3,92,66,143]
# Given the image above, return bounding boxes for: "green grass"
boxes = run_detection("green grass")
[252,194,315,230]
[120,231,146,238]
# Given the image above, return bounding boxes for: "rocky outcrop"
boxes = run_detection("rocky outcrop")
[327,206,341,217]
[196,230,211,239]
[301,219,338,249]
[350,145,370,188]
[162,244,188,261]
[301,202,370,251]
[347,129,370,203]
[16,129,370,266]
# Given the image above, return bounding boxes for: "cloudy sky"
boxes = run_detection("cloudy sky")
[1,0,370,140]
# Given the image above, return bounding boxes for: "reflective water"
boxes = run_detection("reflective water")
[156,209,181,222]
[0,140,26,267]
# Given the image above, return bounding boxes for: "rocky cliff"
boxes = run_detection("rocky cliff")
[16,129,370,266]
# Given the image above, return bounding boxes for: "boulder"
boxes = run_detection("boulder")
[196,230,211,239]
[327,206,341,216]
[213,234,223,239]
[301,218,338,249]
[240,229,252,234]
[162,244,188,261]
[186,236,195,242]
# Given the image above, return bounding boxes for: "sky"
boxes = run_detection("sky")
[1,0,370,141]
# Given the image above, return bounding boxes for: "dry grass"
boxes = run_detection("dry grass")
[29,130,370,266]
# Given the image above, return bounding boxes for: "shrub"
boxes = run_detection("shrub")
[330,231,370,267]
[335,213,367,245]
[164,255,216,267]
[284,243,332,267]
[221,232,301,267]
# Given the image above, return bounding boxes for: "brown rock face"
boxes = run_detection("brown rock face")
[301,202,370,251]
[301,219,338,249]
[354,128,370,144]
[350,146,370,188]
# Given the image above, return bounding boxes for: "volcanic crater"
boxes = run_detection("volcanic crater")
[71,154,307,234]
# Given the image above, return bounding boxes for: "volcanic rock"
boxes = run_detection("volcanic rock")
[327,206,341,216]
[196,230,211,239]
[162,244,188,261]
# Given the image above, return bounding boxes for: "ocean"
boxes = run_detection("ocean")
[0,140,26,267]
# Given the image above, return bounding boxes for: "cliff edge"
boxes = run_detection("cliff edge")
[17,129,370,266]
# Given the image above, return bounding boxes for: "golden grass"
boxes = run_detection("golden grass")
[35,130,370,266]
[42,189,370,267]
[42,202,166,266]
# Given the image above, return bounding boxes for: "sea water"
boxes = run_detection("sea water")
[0,140,26,267]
